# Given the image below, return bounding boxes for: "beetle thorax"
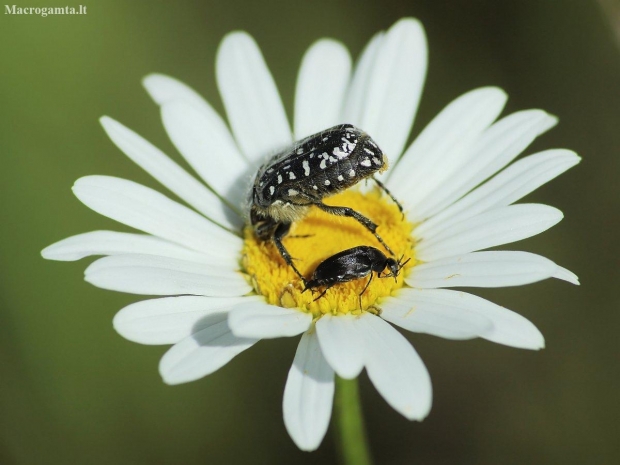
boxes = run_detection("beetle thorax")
[263,202,309,223]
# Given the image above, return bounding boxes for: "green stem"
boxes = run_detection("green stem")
[334,376,373,465]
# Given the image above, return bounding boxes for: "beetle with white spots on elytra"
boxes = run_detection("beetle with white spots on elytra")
[248,124,402,283]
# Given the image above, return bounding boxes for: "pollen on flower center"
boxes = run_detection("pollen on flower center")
[242,189,415,317]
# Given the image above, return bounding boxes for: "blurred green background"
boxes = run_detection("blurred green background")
[1,0,619,464]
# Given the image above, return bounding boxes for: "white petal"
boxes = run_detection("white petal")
[407,289,544,349]
[356,313,432,420]
[387,87,507,213]
[143,73,215,115]
[100,116,241,230]
[228,302,312,339]
[416,204,563,262]
[294,39,351,139]
[85,254,251,297]
[381,288,492,340]
[416,149,580,239]
[342,32,384,125]
[41,231,211,262]
[72,176,241,261]
[352,19,427,158]
[159,318,258,385]
[113,295,259,344]
[161,101,249,208]
[554,266,580,285]
[412,110,558,220]
[315,314,364,379]
[143,74,249,206]
[217,31,292,164]
[406,251,559,288]
[283,331,334,451]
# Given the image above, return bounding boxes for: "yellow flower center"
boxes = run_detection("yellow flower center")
[242,189,415,318]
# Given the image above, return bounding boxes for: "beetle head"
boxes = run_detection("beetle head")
[383,255,411,282]
[250,205,278,240]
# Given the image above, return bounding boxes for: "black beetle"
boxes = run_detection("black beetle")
[303,245,410,309]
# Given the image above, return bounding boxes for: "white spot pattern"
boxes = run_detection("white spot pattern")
[302,160,310,176]
[333,146,352,159]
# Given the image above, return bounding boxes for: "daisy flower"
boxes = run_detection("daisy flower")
[42,18,580,452]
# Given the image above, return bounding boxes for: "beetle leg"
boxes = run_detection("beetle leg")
[372,177,404,215]
[301,280,318,295]
[358,272,374,310]
[273,222,307,284]
[314,202,395,256]
[312,284,334,302]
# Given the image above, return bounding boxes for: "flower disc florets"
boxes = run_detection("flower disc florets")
[242,188,415,317]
